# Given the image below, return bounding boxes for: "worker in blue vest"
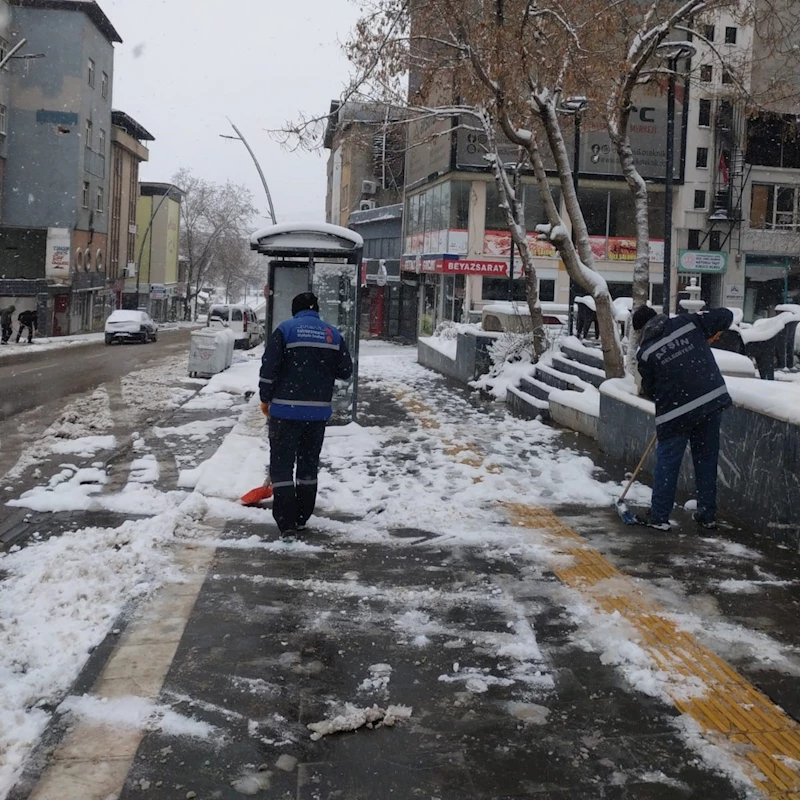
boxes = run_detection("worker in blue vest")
[259,292,353,536]
[633,304,733,531]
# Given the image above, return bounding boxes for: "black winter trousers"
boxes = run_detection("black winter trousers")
[268,417,327,533]
[1,322,11,343]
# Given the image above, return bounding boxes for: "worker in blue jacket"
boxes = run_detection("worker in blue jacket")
[259,292,353,536]
[633,304,733,531]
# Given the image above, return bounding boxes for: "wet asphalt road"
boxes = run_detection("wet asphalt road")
[0,329,193,422]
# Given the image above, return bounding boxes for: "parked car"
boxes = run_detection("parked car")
[206,304,264,349]
[104,310,158,345]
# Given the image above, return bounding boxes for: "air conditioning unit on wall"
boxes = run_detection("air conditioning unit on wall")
[359,199,377,211]
[362,180,378,195]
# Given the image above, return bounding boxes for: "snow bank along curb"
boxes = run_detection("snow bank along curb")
[599,377,800,545]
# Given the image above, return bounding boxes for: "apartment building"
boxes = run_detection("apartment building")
[680,8,800,320]
[0,0,120,335]
[400,5,800,330]
[109,110,154,310]
[0,1,10,218]
[324,100,415,338]
[130,182,184,322]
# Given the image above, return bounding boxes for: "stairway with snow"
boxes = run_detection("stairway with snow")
[507,336,606,439]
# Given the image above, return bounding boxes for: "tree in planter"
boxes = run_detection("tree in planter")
[173,167,256,320]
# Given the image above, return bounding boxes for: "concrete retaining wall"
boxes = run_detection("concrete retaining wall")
[599,392,800,546]
[550,399,599,440]
[417,332,497,383]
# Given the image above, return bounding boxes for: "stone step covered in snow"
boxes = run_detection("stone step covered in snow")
[559,337,606,370]
[533,362,591,393]
[518,375,558,403]
[507,384,550,421]
[550,354,606,389]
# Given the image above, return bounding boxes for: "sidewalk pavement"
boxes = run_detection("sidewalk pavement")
[6,342,800,799]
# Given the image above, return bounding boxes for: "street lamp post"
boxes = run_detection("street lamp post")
[561,96,588,337]
[220,119,277,225]
[659,43,696,315]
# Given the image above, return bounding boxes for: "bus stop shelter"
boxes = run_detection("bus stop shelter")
[250,222,364,423]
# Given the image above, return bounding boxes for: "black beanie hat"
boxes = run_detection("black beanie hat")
[632,305,657,331]
[292,292,319,316]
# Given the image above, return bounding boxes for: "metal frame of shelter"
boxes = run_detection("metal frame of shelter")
[250,223,364,423]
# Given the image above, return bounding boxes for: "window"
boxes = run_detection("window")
[99,129,106,157]
[75,249,84,271]
[85,119,93,148]
[694,190,707,209]
[700,65,713,83]
[85,250,92,272]
[722,69,733,85]
[82,181,90,208]
[96,186,104,213]
[576,186,661,238]
[750,184,800,231]
[96,251,104,272]
[0,37,8,64]
[746,113,800,168]
[725,26,737,44]
[524,184,561,231]
[709,231,722,251]
[0,104,6,136]
[688,229,701,249]
[696,147,709,169]
[450,180,470,229]
[698,99,711,127]
[482,278,525,301]
[703,24,715,42]
[101,71,108,99]
[539,279,555,302]
[88,58,95,87]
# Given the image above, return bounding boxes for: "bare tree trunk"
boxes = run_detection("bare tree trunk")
[608,120,650,373]
[483,122,546,359]
[532,102,625,378]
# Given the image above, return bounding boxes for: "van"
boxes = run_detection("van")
[207,304,264,349]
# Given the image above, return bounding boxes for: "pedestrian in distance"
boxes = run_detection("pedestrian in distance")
[633,304,734,532]
[16,308,38,344]
[0,304,16,344]
[259,292,353,537]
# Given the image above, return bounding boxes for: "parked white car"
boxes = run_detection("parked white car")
[206,304,264,349]
[104,310,158,345]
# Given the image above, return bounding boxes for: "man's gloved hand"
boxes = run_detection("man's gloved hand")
[260,402,270,417]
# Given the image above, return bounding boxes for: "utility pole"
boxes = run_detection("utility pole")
[221,119,277,225]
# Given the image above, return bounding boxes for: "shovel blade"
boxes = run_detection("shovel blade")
[240,484,274,506]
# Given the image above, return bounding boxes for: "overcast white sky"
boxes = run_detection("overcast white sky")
[102,0,362,224]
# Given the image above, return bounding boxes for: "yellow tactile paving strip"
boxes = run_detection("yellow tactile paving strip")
[505,507,800,799]
[393,388,800,798]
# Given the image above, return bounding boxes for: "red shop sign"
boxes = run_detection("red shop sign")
[441,259,509,277]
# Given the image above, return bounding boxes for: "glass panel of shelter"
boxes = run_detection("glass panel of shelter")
[312,262,359,417]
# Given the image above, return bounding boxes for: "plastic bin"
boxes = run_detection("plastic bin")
[188,328,236,378]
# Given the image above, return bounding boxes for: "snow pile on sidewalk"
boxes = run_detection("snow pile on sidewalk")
[0,511,189,796]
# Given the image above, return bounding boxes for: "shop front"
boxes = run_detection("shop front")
[417,256,507,334]
[744,255,800,321]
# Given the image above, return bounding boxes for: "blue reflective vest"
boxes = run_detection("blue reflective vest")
[259,310,353,421]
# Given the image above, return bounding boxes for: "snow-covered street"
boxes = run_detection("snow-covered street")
[2,342,800,799]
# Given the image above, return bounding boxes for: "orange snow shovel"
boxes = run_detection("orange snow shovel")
[240,481,273,506]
